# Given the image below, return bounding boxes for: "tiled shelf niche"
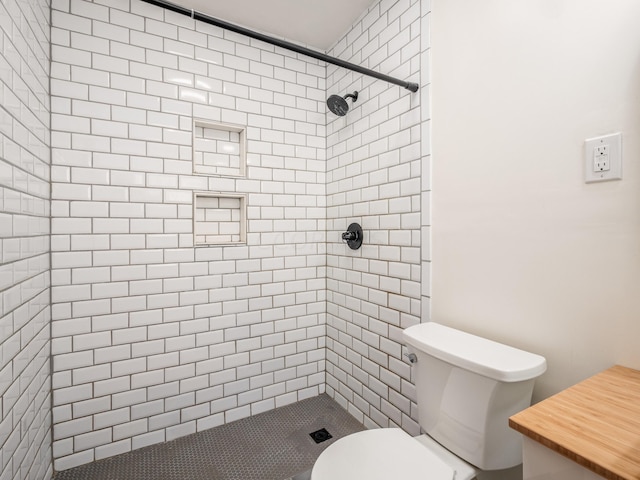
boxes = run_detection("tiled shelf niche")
[193,193,247,246]
[193,119,246,177]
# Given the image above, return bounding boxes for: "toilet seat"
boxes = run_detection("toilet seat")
[311,428,455,480]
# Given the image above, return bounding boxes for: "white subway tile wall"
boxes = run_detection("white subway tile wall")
[51,0,327,471]
[0,0,53,479]
[325,0,430,435]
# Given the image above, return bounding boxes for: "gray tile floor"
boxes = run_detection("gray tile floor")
[53,394,365,480]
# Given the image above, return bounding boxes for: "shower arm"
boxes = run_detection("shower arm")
[139,0,419,93]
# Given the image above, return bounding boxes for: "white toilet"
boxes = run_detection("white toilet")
[311,322,547,480]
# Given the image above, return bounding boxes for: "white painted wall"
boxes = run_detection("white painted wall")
[431,0,640,400]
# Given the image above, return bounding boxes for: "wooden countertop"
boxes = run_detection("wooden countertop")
[509,365,640,480]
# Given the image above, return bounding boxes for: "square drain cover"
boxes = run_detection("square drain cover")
[309,428,332,444]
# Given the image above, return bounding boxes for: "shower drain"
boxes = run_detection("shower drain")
[309,428,333,444]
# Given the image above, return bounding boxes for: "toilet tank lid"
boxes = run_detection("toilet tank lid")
[403,322,547,382]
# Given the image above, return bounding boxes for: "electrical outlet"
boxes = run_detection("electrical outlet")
[585,133,622,183]
[593,145,610,172]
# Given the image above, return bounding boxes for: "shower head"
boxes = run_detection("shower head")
[327,91,359,116]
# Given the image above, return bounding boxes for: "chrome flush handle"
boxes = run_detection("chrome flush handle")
[403,352,417,364]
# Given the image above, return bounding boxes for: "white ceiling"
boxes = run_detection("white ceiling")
[170,0,377,51]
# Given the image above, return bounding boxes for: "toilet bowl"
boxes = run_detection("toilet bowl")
[311,428,477,480]
[311,322,546,480]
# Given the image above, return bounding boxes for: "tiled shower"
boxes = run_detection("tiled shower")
[0,0,431,477]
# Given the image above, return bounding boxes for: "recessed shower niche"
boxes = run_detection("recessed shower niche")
[193,193,247,246]
[193,119,246,177]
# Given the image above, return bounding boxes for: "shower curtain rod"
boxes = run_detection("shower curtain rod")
[139,0,420,93]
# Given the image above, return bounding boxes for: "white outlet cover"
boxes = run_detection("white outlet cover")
[584,132,622,183]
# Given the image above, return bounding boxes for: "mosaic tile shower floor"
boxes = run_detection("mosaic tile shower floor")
[53,394,365,480]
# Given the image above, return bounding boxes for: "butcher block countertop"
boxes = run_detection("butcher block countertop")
[509,365,640,480]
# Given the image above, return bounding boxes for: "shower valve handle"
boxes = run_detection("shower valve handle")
[341,231,357,241]
[341,223,363,250]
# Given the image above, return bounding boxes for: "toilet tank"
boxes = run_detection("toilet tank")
[403,322,546,471]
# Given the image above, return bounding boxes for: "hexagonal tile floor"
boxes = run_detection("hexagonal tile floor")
[53,394,365,480]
